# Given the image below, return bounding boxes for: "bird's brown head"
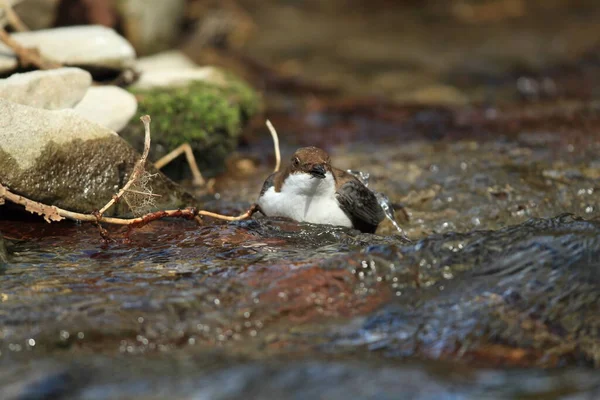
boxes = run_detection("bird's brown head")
[288,147,331,179]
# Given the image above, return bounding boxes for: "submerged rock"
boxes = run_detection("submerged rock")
[0,25,136,75]
[73,86,138,132]
[0,68,91,110]
[0,98,194,216]
[122,69,262,178]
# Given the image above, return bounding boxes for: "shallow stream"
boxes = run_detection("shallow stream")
[2,1,600,398]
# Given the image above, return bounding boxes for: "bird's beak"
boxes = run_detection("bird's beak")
[309,164,326,179]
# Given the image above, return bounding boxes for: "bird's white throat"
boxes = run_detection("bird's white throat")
[258,171,352,227]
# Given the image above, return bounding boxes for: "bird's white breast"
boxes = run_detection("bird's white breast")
[258,172,353,228]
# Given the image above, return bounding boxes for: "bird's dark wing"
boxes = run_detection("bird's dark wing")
[336,179,385,233]
[259,173,276,197]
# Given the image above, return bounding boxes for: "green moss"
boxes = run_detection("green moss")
[124,73,262,178]
[133,83,239,148]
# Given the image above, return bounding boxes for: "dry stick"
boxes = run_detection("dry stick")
[0,182,191,224]
[197,204,259,222]
[97,115,152,216]
[0,0,28,32]
[0,182,258,225]
[0,27,60,69]
[265,119,281,173]
[154,143,205,186]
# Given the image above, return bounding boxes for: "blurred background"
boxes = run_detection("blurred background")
[14,0,600,103]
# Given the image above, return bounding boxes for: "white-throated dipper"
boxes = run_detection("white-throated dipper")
[257,147,385,233]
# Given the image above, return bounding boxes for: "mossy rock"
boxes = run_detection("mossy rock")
[0,99,196,217]
[121,72,262,180]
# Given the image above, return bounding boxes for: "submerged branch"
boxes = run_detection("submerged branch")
[0,183,258,226]
[197,204,259,222]
[0,182,193,224]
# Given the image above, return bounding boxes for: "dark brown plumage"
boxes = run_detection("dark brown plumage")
[258,147,385,233]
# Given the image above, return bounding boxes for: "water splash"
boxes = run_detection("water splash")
[347,170,410,240]
[347,170,371,186]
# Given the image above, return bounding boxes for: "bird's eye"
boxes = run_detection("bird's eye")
[293,157,300,166]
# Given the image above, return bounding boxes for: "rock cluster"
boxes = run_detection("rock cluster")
[0,24,260,216]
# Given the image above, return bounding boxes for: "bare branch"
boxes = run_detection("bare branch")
[0,27,60,69]
[0,182,195,225]
[154,142,205,186]
[266,119,281,173]
[0,184,64,223]
[0,182,257,227]
[98,115,152,216]
[197,203,259,221]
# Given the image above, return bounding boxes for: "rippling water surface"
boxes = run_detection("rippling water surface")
[3,1,600,398]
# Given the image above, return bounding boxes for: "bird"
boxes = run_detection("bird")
[257,147,385,233]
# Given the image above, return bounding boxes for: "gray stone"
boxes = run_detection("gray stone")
[73,85,138,132]
[0,25,136,74]
[133,50,226,90]
[0,68,92,110]
[0,98,195,216]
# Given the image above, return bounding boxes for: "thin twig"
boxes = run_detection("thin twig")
[265,119,281,173]
[0,27,60,69]
[154,142,205,186]
[98,115,152,216]
[197,204,259,221]
[1,184,191,224]
[0,0,28,31]
[0,182,257,226]
[125,189,162,197]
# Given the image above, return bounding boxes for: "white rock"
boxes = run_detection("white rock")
[0,98,116,170]
[0,68,92,110]
[0,25,136,74]
[133,68,226,90]
[132,50,226,90]
[135,50,199,72]
[73,86,138,132]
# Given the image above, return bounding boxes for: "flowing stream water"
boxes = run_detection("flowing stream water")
[2,1,600,398]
